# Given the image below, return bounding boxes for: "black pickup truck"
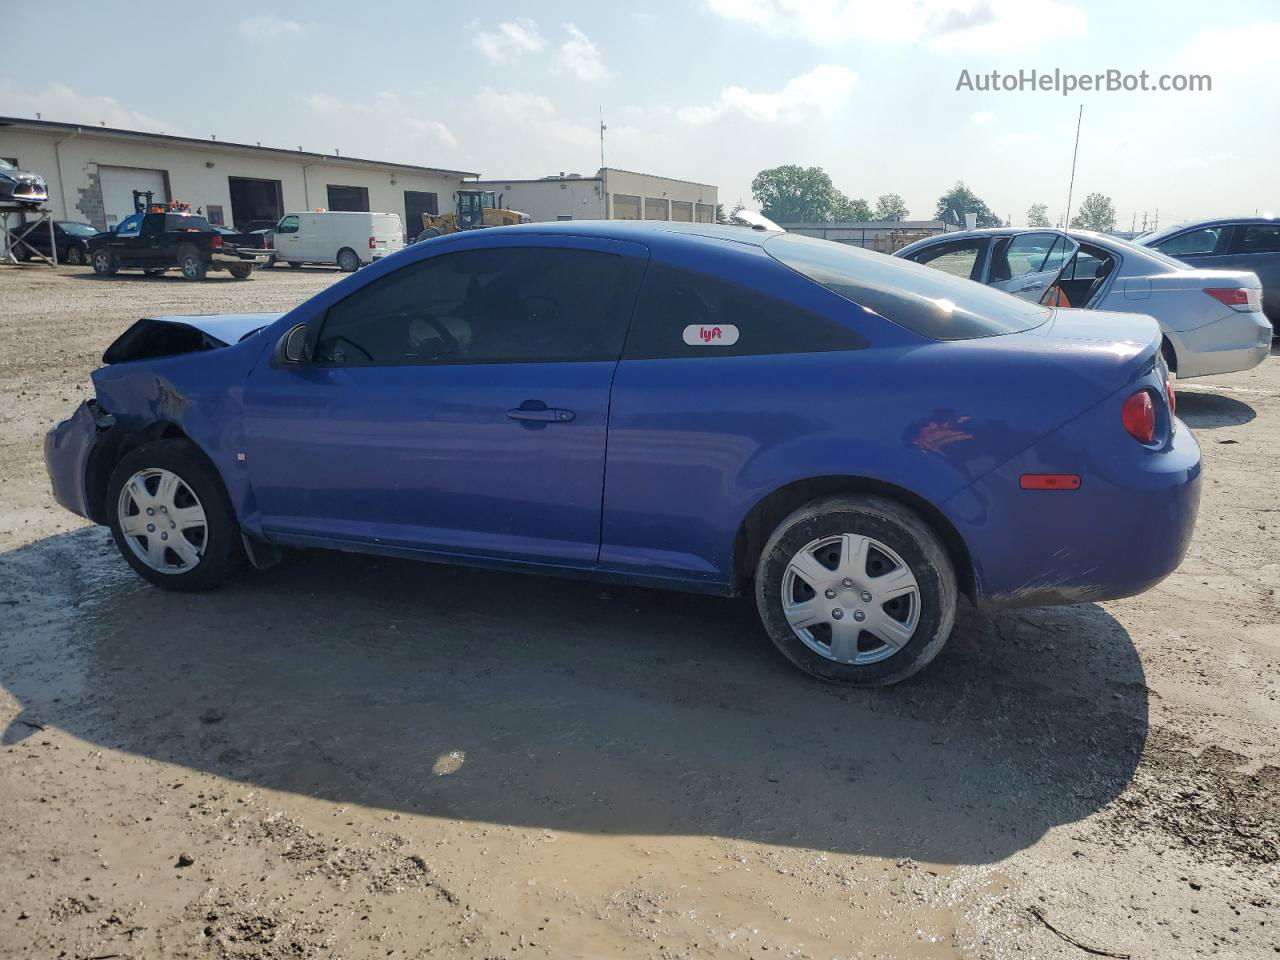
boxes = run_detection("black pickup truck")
[88,212,272,280]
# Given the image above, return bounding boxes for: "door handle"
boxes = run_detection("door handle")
[507,404,574,423]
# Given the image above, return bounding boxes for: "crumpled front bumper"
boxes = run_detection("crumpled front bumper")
[44,400,114,521]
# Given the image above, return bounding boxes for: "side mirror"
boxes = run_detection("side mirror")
[275,322,310,365]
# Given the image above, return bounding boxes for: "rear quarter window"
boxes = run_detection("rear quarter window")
[767,233,1051,341]
[622,261,867,359]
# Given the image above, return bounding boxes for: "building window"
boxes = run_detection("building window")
[671,201,693,222]
[696,203,715,223]
[327,184,370,212]
[644,198,669,220]
[205,204,225,226]
[612,194,641,220]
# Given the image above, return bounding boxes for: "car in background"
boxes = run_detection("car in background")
[896,228,1272,379]
[238,219,279,234]
[44,222,1200,687]
[1135,217,1280,334]
[271,211,403,271]
[0,157,47,206]
[88,211,271,280]
[10,220,100,265]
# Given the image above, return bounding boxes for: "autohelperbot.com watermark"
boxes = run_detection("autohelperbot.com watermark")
[956,68,1211,96]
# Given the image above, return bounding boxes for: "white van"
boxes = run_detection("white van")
[271,211,404,272]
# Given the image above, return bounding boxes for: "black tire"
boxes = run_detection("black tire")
[105,439,245,592]
[178,245,207,281]
[228,263,253,280]
[416,227,443,242]
[65,243,87,266]
[91,248,118,276]
[288,261,302,269]
[754,495,957,686]
[336,247,360,272]
[1160,337,1178,375]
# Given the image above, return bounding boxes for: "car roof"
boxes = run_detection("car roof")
[1139,216,1280,245]
[434,219,778,249]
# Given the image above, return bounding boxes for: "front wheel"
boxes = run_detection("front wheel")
[336,247,360,272]
[91,249,117,276]
[65,243,87,266]
[106,439,244,591]
[755,496,957,686]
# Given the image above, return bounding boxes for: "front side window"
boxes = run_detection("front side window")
[116,214,143,237]
[1155,226,1225,256]
[315,247,641,366]
[769,232,1051,341]
[1239,224,1280,254]
[275,215,299,234]
[623,262,866,359]
[909,240,983,280]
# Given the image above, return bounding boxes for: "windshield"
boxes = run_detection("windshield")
[57,222,98,236]
[0,158,14,171]
[766,233,1051,341]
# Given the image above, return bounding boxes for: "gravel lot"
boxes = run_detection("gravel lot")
[1,263,1277,959]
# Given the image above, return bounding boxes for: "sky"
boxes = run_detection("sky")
[2,0,1277,229]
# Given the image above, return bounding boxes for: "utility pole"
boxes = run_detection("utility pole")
[599,107,606,172]
[599,106,607,219]
[1064,104,1083,229]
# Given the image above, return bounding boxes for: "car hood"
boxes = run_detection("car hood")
[102,313,283,364]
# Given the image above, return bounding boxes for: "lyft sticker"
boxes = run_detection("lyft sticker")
[682,324,740,346]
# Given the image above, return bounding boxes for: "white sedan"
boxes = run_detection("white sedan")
[896,228,1271,379]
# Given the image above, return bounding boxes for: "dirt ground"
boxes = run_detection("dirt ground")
[1,262,1277,960]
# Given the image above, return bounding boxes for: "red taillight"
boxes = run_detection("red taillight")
[1166,380,1176,416]
[1122,390,1155,444]
[210,234,222,249]
[1019,474,1082,490]
[1204,287,1249,310]
[368,235,377,249]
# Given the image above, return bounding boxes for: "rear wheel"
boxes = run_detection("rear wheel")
[178,245,207,281]
[228,263,253,280]
[288,261,302,269]
[106,439,244,591]
[91,249,117,276]
[336,247,360,272]
[755,496,957,686]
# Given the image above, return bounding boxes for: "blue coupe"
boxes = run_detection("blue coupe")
[44,222,1201,685]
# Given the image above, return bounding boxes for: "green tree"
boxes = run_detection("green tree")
[934,181,1002,228]
[874,193,909,221]
[715,203,727,224]
[1070,192,1116,232]
[1026,203,1050,227]
[751,165,843,222]
[832,193,873,222]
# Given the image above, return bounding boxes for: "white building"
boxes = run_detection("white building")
[0,116,720,236]
[0,116,475,233]
[471,168,718,224]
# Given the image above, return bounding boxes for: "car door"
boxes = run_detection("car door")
[1228,223,1280,321]
[241,235,648,566]
[1149,224,1236,269]
[986,231,1078,301]
[272,215,302,263]
[108,213,144,264]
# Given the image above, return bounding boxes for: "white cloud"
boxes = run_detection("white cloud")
[704,0,1085,51]
[0,81,174,133]
[302,90,457,149]
[473,88,595,151]
[1183,21,1280,74]
[472,18,545,64]
[555,24,610,81]
[238,16,303,41]
[676,65,857,125]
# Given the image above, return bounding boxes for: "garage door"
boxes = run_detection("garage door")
[99,166,168,227]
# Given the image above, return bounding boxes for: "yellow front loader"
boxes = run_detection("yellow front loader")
[418,189,530,240]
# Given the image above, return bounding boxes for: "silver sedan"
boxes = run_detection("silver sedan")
[895,228,1271,379]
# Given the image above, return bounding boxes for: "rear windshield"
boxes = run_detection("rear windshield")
[765,232,1051,341]
[165,214,212,231]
